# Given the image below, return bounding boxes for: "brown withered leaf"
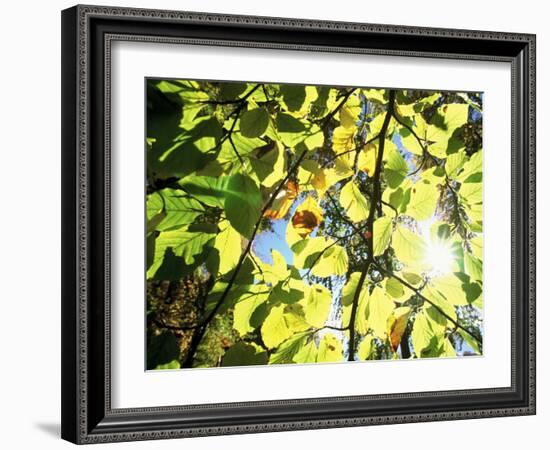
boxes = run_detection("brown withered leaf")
[263,181,299,220]
[291,196,323,238]
[388,307,411,352]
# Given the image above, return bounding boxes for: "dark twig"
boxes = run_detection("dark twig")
[347,90,396,361]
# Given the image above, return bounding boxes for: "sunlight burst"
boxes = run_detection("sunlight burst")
[425,241,455,275]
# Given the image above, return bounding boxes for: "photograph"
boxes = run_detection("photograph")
[145,79,484,370]
[57,3,536,444]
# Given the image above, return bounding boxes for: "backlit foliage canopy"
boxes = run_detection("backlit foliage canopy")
[146,79,483,369]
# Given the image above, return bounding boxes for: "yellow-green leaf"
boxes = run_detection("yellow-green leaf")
[392,225,427,268]
[460,182,482,206]
[373,216,393,256]
[214,220,242,275]
[340,181,370,223]
[383,143,409,188]
[311,244,349,278]
[428,273,469,306]
[261,304,292,349]
[358,335,376,360]
[317,333,344,362]
[366,287,395,339]
[222,342,268,366]
[233,286,270,336]
[269,332,310,364]
[224,173,262,239]
[302,284,332,328]
[292,340,318,363]
[406,182,439,221]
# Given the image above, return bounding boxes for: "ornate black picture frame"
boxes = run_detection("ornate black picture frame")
[61,4,536,444]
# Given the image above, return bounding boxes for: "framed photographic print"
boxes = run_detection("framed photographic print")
[61,4,536,444]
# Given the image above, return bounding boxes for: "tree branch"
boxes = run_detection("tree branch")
[318,88,357,129]
[347,90,396,361]
[218,84,263,166]
[314,325,350,333]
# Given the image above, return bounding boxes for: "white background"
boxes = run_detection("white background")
[0,0,545,448]
[112,42,511,408]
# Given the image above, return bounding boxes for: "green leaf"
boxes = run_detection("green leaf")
[269,281,304,305]
[364,89,387,105]
[457,151,482,183]
[275,113,324,149]
[469,236,483,260]
[217,133,266,170]
[146,192,166,233]
[261,304,291,349]
[317,333,344,362]
[402,271,423,286]
[222,342,268,366]
[240,107,270,138]
[385,277,412,303]
[275,112,306,147]
[384,145,409,188]
[149,116,222,179]
[211,220,242,275]
[411,310,444,357]
[250,142,287,188]
[464,252,483,282]
[445,150,467,178]
[341,272,362,306]
[292,236,347,278]
[154,79,209,103]
[292,340,318,363]
[358,336,376,360]
[280,85,306,111]
[223,174,262,238]
[366,287,395,339]
[220,83,248,100]
[341,273,369,334]
[339,181,370,223]
[147,331,180,370]
[373,216,393,256]
[292,236,326,266]
[233,286,271,336]
[155,360,181,370]
[392,225,427,268]
[269,332,310,364]
[423,286,458,325]
[259,249,290,285]
[406,182,439,221]
[283,303,311,333]
[147,227,215,279]
[459,182,482,206]
[178,176,227,208]
[302,284,332,328]
[428,273,469,306]
[147,189,205,232]
[260,303,310,350]
[203,282,255,316]
[311,245,349,278]
[401,104,468,158]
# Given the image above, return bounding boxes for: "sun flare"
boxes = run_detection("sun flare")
[425,241,455,275]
